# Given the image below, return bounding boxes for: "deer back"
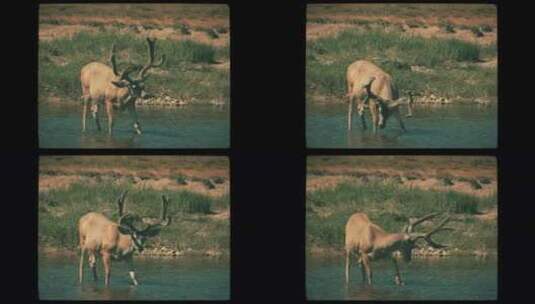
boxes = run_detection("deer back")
[346,60,398,100]
[78,212,132,254]
[345,213,379,253]
[80,62,129,102]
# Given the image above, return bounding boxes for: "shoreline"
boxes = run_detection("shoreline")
[307,246,497,259]
[39,246,230,259]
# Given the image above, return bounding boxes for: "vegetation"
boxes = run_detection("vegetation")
[307,29,497,102]
[39,31,229,104]
[39,182,230,256]
[307,181,497,256]
[39,156,229,257]
[306,156,497,257]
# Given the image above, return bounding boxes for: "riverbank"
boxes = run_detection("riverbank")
[306,4,496,105]
[39,4,229,106]
[39,156,230,257]
[306,156,497,258]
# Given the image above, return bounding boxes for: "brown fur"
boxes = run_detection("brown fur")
[345,213,408,286]
[78,212,139,286]
[346,60,412,133]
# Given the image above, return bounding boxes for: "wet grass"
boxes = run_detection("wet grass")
[307,29,497,102]
[39,182,229,255]
[306,181,497,255]
[39,31,229,104]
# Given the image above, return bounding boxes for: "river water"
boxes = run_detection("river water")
[39,103,229,148]
[307,103,497,148]
[39,255,230,300]
[307,256,497,300]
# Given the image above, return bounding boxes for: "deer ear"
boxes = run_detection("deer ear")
[111,80,128,88]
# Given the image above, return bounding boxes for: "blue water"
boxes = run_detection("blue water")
[39,102,229,148]
[307,255,497,300]
[307,103,497,148]
[39,254,230,300]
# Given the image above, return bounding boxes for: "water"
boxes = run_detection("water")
[39,255,230,300]
[39,103,230,148]
[307,103,497,148]
[307,256,497,300]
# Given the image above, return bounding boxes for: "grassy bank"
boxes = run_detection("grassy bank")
[306,156,497,257]
[39,182,230,257]
[39,156,229,257]
[39,31,229,105]
[307,182,497,257]
[307,29,496,103]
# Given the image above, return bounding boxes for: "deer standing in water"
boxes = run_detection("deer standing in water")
[345,60,413,133]
[78,191,171,286]
[345,212,453,286]
[80,38,166,135]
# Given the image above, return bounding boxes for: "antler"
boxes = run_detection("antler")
[110,44,120,76]
[405,212,439,233]
[141,195,171,226]
[118,213,138,231]
[117,190,128,217]
[109,44,139,80]
[138,38,166,81]
[410,215,454,248]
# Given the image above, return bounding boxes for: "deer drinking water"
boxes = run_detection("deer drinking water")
[78,191,171,286]
[346,60,413,133]
[345,212,453,286]
[80,38,166,135]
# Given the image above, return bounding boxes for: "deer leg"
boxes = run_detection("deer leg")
[361,254,372,285]
[79,248,85,284]
[82,97,90,132]
[347,95,353,131]
[392,257,404,286]
[105,101,114,136]
[396,111,406,132]
[126,255,139,286]
[128,102,142,135]
[345,248,351,285]
[88,253,98,282]
[102,251,112,287]
[92,102,102,132]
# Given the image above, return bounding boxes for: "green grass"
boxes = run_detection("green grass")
[39,31,229,104]
[39,182,229,254]
[307,29,497,101]
[306,181,497,254]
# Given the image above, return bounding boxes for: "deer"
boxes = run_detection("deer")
[345,212,453,286]
[78,191,171,286]
[80,38,166,136]
[346,60,413,133]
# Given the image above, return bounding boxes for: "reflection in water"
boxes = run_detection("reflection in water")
[307,256,497,300]
[308,103,497,148]
[79,133,138,148]
[39,255,230,300]
[39,102,229,148]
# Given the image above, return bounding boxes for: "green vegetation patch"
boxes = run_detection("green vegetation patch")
[39,182,229,254]
[306,181,497,254]
[307,29,496,101]
[39,32,229,103]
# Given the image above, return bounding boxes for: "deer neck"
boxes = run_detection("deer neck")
[113,233,136,259]
[369,233,407,260]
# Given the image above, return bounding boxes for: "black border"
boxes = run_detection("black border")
[11,0,532,303]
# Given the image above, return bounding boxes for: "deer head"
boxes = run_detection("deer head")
[398,213,454,262]
[109,38,166,101]
[115,191,171,253]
